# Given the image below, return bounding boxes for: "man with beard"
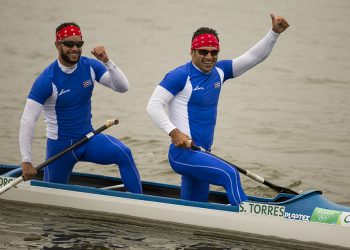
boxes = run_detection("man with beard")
[19,22,142,194]
[147,14,289,205]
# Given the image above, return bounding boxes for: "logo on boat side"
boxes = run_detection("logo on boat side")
[310,207,345,225]
[340,212,350,227]
[239,202,285,217]
[284,212,310,221]
[0,177,14,187]
[0,177,30,188]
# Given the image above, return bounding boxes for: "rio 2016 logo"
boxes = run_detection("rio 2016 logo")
[0,177,14,187]
[345,215,350,223]
[310,208,350,227]
[341,213,350,227]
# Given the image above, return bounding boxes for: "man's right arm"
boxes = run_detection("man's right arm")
[19,99,43,180]
[146,86,192,148]
[146,86,176,135]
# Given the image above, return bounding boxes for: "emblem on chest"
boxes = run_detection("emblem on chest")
[83,79,92,88]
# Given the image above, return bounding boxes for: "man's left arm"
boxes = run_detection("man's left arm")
[232,14,289,78]
[91,46,129,93]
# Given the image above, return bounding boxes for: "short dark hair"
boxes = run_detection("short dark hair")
[56,22,80,33]
[191,27,219,42]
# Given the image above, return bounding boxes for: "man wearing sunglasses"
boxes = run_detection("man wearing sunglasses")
[19,22,142,194]
[147,14,289,205]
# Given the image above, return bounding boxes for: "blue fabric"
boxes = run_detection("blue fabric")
[159,61,233,151]
[28,57,106,140]
[44,133,142,194]
[168,144,247,206]
[158,60,246,205]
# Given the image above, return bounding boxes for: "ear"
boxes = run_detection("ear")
[190,49,195,58]
[55,41,60,49]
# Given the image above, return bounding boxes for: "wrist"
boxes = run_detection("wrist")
[169,128,179,137]
[102,58,110,64]
[270,28,280,36]
[104,59,116,69]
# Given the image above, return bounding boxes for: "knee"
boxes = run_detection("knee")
[119,144,132,156]
[222,168,239,186]
[115,143,134,163]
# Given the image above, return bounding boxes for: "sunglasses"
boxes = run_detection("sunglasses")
[196,49,219,57]
[59,40,84,48]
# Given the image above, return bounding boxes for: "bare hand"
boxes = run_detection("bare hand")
[91,46,109,63]
[22,162,37,181]
[271,14,289,34]
[169,128,192,148]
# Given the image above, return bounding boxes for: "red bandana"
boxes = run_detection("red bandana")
[56,25,82,41]
[191,33,220,50]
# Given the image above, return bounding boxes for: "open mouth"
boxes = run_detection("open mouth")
[203,61,213,67]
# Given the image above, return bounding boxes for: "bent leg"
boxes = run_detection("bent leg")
[44,139,78,184]
[169,145,247,205]
[181,175,210,202]
[81,134,142,194]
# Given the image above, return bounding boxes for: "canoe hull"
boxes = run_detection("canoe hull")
[1,164,350,248]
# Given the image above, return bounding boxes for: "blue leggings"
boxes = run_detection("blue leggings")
[168,144,247,205]
[43,133,142,194]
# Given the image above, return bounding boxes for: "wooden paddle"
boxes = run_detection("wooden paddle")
[191,145,299,195]
[0,119,119,195]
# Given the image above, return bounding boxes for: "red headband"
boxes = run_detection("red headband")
[56,25,82,41]
[191,33,220,50]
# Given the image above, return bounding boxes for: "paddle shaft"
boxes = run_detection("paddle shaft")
[0,119,119,195]
[191,145,298,195]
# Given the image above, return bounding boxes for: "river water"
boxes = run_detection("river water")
[0,0,349,249]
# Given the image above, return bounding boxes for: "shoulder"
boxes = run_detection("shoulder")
[29,62,57,103]
[35,61,57,85]
[166,63,189,80]
[215,60,233,81]
[165,63,190,82]
[80,56,103,67]
[215,60,233,71]
[160,63,189,95]
[81,57,106,80]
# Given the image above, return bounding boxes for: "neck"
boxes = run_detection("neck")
[58,57,76,68]
[57,59,77,74]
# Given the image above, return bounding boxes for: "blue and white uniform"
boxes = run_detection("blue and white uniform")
[147,29,279,205]
[19,56,142,193]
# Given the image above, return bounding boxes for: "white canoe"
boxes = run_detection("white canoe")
[1,164,349,248]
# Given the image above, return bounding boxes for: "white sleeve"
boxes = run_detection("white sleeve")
[19,99,43,163]
[233,29,279,77]
[98,60,129,93]
[146,86,177,135]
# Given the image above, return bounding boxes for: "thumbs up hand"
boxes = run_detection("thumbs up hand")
[270,14,289,34]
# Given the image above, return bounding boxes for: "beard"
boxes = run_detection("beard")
[60,47,81,65]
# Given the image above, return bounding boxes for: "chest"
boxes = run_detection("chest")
[54,67,94,106]
[188,72,222,106]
